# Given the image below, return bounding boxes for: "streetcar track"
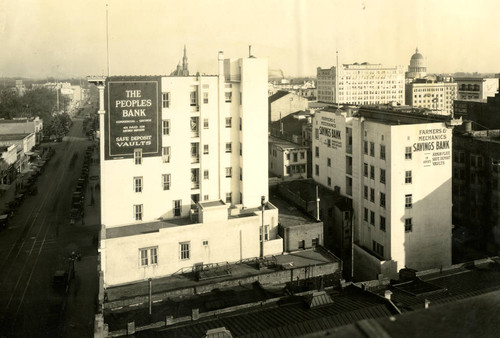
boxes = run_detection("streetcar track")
[0,120,88,332]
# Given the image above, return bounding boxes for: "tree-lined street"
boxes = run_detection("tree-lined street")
[0,113,99,337]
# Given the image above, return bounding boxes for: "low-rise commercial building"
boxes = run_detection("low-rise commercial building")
[269,136,308,180]
[455,77,499,101]
[268,90,309,122]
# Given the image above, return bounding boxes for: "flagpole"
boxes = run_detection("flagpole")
[106,4,110,77]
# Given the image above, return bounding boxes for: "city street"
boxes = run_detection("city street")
[0,116,99,337]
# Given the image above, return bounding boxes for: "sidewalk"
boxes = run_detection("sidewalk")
[62,142,101,337]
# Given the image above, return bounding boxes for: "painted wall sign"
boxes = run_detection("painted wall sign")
[105,77,161,160]
[413,127,451,167]
[319,116,342,149]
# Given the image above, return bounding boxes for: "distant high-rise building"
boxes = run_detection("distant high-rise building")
[405,80,457,115]
[406,48,427,81]
[317,63,405,105]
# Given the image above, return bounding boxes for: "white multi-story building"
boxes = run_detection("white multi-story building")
[317,63,405,105]
[455,77,499,101]
[90,52,283,287]
[312,106,456,281]
[405,81,457,115]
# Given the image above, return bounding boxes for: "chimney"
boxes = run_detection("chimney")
[192,308,199,320]
[384,290,392,300]
[218,51,224,77]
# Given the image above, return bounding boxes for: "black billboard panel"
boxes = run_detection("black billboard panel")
[105,77,161,160]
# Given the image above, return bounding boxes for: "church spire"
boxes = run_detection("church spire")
[182,45,188,74]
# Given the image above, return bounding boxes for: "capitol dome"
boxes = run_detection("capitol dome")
[406,47,427,80]
[411,48,424,60]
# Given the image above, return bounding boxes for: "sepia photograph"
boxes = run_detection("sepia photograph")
[0,0,499,336]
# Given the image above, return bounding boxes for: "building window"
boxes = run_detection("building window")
[315,165,319,176]
[380,169,386,184]
[180,242,190,260]
[260,225,270,241]
[370,211,375,225]
[405,170,412,184]
[162,146,171,163]
[226,167,232,177]
[162,120,170,135]
[240,142,242,156]
[226,192,232,203]
[370,165,375,180]
[293,153,298,162]
[405,146,412,160]
[173,200,182,217]
[203,118,209,129]
[134,204,143,221]
[405,194,412,208]
[380,193,386,208]
[364,185,368,199]
[140,247,158,266]
[370,142,375,157]
[225,117,232,128]
[327,158,331,167]
[203,144,209,155]
[240,167,242,181]
[364,208,368,221]
[380,145,386,160]
[364,141,368,155]
[405,218,413,232]
[370,188,375,203]
[162,92,170,108]
[380,216,386,232]
[134,149,142,165]
[203,92,208,104]
[203,170,209,180]
[203,240,209,246]
[190,91,198,106]
[315,146,319,158]
[225,142,232,153]
[134,177,143,193]
[225,92,232,103]
[162,174,171,190]
[300,152,305,160]
[364,163,368,177]
[286,153,290,160]
[240,117,242,131]
[372,241,384,257]
[204,195,209,201]
[327,177,331,187]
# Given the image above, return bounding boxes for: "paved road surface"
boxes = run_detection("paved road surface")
[0,117,99,337]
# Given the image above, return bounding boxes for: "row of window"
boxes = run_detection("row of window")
[363,186,386,208]
[139,241,197,267]
[161,89,239,109]
[363,142,386,160]
[140,223,270,267]
[364,208,413,233]
[133,200,182,221]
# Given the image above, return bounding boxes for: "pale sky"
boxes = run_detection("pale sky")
[1,0,499,78]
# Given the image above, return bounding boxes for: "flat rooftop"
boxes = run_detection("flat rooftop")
[269,135,308,150]
[105,248,339,304]
[0,133,31,140]
[269,190,317,227]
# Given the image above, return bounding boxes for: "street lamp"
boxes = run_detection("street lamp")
[260,196,265,259]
